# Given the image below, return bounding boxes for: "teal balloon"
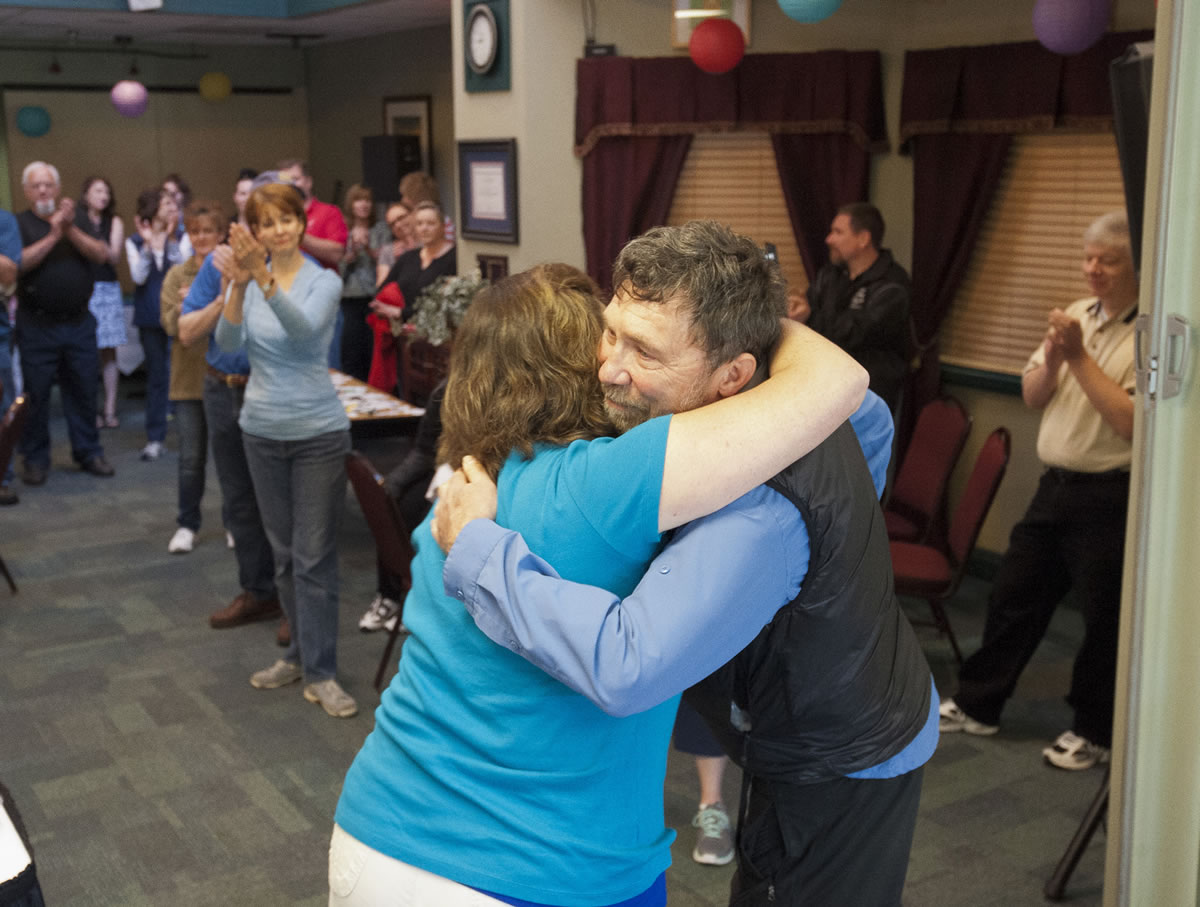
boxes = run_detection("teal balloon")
[16,106,51,138]
[778,0,842,23]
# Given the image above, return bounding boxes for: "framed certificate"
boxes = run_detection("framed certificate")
[457,139,518,243]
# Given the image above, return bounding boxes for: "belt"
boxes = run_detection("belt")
[1044,467,1130,484]
[206,364,250,387]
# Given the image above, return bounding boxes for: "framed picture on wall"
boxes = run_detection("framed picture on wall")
[458,139,518,244]
[382,95,433,176]
[671,0,750,49]
[477,254,510,281]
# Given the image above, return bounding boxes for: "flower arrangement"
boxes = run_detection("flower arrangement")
[406,269,490,347]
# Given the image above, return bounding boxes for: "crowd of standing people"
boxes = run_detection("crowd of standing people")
[1,159,460,720]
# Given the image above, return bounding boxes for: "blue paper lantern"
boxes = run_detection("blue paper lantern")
[15,106,51,138]
[777,0,843,24]
[1033,0,1111,55]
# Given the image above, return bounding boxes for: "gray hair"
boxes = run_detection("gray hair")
[1083,210,1130,253]
[22,161,60,187]
[612,221,785,370]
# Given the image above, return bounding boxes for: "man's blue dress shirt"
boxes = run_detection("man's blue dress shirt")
[443,390,938,778]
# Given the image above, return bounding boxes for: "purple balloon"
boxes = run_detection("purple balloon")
[110,79,149,118]
[1033,0,1111,55]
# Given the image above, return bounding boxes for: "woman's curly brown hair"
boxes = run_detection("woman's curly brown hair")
[437,263,615,479]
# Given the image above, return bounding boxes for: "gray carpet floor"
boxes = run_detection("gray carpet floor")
[0,390,1109,905]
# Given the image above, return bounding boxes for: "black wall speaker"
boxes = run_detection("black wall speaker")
[361,134,422,202]
[1110,42,1154,273]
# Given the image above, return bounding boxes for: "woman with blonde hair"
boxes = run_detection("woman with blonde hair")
[331,258,868,905]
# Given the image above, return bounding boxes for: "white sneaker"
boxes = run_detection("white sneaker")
[225,530,235,549]
[1043,731,1109,771]
[140,441,165,461]
[359,594,401,632]
[691,802,734,866]
[303,678,358,718]
[168,527,196,554]
[938,698,1000,736]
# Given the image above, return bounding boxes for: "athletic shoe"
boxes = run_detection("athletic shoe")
[359,594,401,633]
[1043,731,1110,771]
[168,527,195,554]
[303,679,358,718]
[249,659,303,689]
[938,698,1000,736]
[140,441,165,461]
[691,802,734,866]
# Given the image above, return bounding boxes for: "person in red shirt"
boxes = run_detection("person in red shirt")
[276,159,346,269]
[277,160,348,367]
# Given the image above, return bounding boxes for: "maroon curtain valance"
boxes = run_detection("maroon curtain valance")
[900,30,1153,147]
[576,51,889,159]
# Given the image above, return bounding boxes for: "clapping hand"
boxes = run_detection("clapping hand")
[227,222,267,275]
[49,198,74,234]
[212,243,251,288]
[135,216,156,245]
[1046,308,1084,363]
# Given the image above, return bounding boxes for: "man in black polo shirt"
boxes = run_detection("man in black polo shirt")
[15,161,114,484]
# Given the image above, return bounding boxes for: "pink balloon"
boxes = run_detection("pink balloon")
[110,79,149,118]
[1033,0,1111,55]
[688,18,745,74]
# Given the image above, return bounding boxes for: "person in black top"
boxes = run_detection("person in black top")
[371,200,457,324]
[14,161,115,484]
[357,379,446,633]
[804,203,912,412]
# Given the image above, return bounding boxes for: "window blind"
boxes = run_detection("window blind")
[666,132,809,298]
[940,132,1127,376]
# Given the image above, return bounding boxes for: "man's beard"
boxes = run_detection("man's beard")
[603,387,652,432]
[34,199,56,217]
[603,380,712,432]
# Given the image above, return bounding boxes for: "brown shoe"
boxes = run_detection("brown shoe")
[276,617,291,647]
[209,592,282,629]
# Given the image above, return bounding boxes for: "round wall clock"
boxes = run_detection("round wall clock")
[466,4,499,75]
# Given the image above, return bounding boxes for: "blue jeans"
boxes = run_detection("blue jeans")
[139,325,170,443]
[15,313,103,469]
[202,376,276,602]
[242,428,349,681]
[0,319,14,484]
[174,399,207,531]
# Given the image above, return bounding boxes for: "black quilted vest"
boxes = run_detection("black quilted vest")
[683,421,932,783]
